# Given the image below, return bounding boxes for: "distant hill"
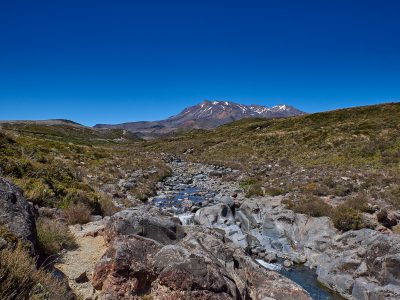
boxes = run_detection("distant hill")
[0,119,141,145]
[94,100,306,139]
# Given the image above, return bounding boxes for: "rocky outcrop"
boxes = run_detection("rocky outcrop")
[104,206,185,244]
[316,229,400,299]
[93,207,311,299]
[194,195,400,299]
[0,177,37,254]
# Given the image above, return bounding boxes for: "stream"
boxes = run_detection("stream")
[149,161,345,300]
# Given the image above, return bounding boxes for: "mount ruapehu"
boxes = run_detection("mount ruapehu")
[94,100,306,139]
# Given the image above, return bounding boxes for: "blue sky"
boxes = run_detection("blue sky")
[0,0,399,126]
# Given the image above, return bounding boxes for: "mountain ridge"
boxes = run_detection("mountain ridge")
[95,100,306,139]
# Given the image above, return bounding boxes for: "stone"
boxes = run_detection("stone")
[104,206,185,245]
[355,262,368,277]
[194,203,233,226]
[265,252,278,263]
[283,259,293,268]
[0,177,37,254]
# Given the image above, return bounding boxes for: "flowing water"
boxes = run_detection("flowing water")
[151,182,345,300]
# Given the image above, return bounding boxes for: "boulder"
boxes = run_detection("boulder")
[194,203,234,226]
[0,177,37,254]
[104,206,185,245]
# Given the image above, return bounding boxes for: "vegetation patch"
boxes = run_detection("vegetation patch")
[0,246,72,300]
[36,218,77,258]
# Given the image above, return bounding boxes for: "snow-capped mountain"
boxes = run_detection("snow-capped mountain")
[94,100,305,139]
[167,100,304,126]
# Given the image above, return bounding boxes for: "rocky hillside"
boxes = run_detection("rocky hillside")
[94,100,305,139]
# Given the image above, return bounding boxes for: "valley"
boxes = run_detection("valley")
[1,102,400,299]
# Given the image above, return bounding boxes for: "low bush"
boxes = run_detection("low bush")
[331,206,365,231]
[341,195,375,213]
[290,196,331,217]
[0,246,72,300]
[384,185,400,209]
[239,177,260,188]
[0,225,18,246]
[264,187,285,196]
[99,195,120,216]
[37,218,77,258]
[331,181,356,197]
[302,182,329,196]
[63,202,92,225]
[245,182,264,198]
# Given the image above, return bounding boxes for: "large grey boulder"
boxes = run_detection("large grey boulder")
[104,206,185,245]
[194,203,234,226]
[0,177,37,254]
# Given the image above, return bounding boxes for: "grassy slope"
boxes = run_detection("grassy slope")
[147,102,400,169]
[0,122,169,213]
[146,103,400,217]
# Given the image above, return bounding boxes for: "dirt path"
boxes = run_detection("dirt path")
[55,219,108,299]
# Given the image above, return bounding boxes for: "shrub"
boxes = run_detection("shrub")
[37,218,77,258]
[62,189,101,213]
[384,185,400,209]
[239,177,260,188]
[0,225,18,246]
[63,202,92,225]
[264,187,285,197]
[0,246,72,300]
[331,181,356,197]
[291,196,331,217]
[331,206,365,231]
[99,195,119,216]
[14,178,54,206]
[341,195,375,213]
[245,182,264,198]
[302,182,329,196]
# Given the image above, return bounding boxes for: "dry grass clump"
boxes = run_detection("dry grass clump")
[63,202,92,225]
[287,196,331,218]
[0,246,72,300]
[340,194,375,213]
[239,177,264,198]
[245,182,264,198]
[99,195,120,216]
[36,217,77,258]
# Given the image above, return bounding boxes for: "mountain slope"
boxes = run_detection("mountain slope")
[148,102,400,170]
[94,100,305,138]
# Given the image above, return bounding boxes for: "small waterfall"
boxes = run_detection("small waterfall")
[177,213,195,226]
[256,259,282,271]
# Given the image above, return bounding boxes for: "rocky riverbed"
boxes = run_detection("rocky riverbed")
[57,160,400,299]
[148,160,400,300]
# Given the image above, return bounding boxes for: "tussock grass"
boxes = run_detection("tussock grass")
[0,246,72,300]
[63,202,92,225]
[37,218,77,258]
